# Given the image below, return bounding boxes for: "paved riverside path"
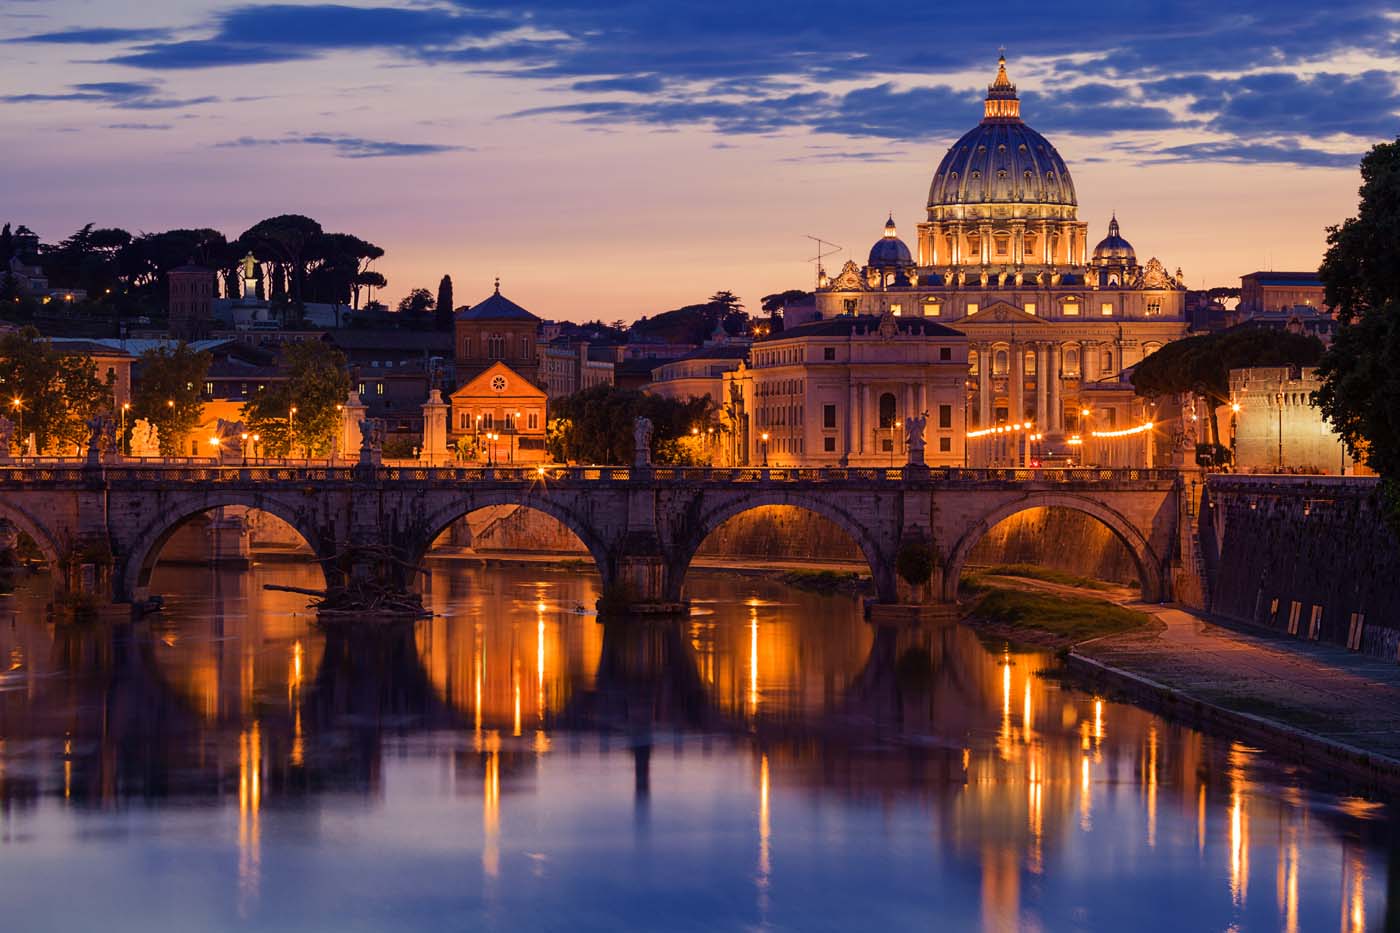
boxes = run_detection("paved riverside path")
[983,574,1400,774]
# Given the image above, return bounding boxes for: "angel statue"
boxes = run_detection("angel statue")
[633,416,653,467]
[904,411,928,465]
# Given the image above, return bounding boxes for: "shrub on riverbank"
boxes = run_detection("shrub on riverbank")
[976,563,1125,592]
[966,588,1152,644]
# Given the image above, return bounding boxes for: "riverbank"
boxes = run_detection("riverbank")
[969,568,1400,794]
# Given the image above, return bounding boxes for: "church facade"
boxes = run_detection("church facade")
[812,57,1189,437]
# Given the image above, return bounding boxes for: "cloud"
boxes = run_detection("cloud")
[1144,139,1362,168]
[215,134,466,158]
[7,27,171,44]
[1,80,216,110]
[107,3,516,70]
[105,122,173,130]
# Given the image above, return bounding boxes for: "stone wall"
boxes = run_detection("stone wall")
[1204,477,1400,660]
[965,506,1139,584]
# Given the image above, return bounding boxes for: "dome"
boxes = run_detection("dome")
[868,214,913,267]
[926,56,1078,212]
[1091,215,1136,264]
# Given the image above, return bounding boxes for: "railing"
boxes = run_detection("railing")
[0,461,1181,486]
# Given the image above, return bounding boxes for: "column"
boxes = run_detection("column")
[979,223,992,265]
[977,344,992,427]
[903,383,915,423]
[1009,342,1024,425]
[916,382,927,416]
[1035,343,1049,428]
[846,380,858,463]
[858,383,868,455]
[1081,340,1098,383]
[1046,343,1062,433]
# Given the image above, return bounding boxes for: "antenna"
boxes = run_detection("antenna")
[805,235,842,289]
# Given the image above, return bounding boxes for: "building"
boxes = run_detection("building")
[48,339,136,409]
[722,312,969,467]
[541,340,614,398]
[454,282,541,388]
[1227,366,1358,474]
[1239,272,1326,315]
[447,362,548,463]
[814,56,1189,437]
[168,264,217,340]
[647,342,750,404]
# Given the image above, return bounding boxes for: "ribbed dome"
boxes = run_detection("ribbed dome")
[868,215,913,267]
[1092,215,1135,263]
[926,57,1077,211]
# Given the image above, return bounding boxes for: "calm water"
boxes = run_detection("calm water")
[0,559,1393,932]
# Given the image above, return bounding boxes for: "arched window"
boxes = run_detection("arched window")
[1102,351,1114,374]
[993,349,1009,375]
[969,350,980,374]
[878,393,897,428]
[1025,350,1037,375]
[1065,348,1079,375]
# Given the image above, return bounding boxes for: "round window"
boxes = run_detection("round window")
[490,374,507,392]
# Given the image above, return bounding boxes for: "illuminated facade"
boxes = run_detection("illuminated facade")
[815,57,1189,436]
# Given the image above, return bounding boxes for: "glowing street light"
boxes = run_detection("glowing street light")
[120,402,131,457]
[10,397,22,454]
[760,431,770,467]
[289,405,298,458]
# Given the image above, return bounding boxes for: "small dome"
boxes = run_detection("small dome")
[1092,214,1136,264]
[868,214,913,267]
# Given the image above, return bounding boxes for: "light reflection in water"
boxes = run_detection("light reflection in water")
[0,562,1389,932]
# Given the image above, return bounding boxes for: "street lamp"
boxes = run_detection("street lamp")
[512,410,522,463]
[241,432,249,466]
[760,431,770,467]
[289,405,298,458]
[120,402,130,457]
[889,419,902,467]
[10,396,22,455]
[1274,390,1284,471]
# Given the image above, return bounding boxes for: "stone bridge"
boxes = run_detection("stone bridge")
[0,463,1184,610]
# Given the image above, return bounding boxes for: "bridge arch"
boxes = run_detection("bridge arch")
[667,491,898,603]
[415,490,616,589]
[119,493,331,603]
[0,499,63,570]
[943,493,1166,602]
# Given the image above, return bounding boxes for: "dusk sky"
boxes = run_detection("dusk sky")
[4,1,1397,321]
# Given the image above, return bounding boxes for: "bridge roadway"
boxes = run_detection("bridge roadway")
[0,462,1183,610]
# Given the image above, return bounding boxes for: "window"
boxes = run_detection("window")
[462,338,472,357]
[993,349,1009,375]
[938,405,952,429]
[823,436,836,453]
[1100,302,1114,317]
[519,336,530,358]
[889,303,902,316]
[939,347,952,361]
[1102,352,1114,374]
[823,347,836,361]
[1063,302,1080,316]
[357,382,366,396]
[204,381,214,396]
[1147,299,1162,316]
[939,437,952,452]
[528,412,539,430]
[1024,302,1036,316]
[843,299,858,314]
[823,404,837,429]
[878,393,897,428]
[376,382,384,395]
[504,412,515,429]
[461,413,469,429]
[483,412,494,429]
[925,301,942,317]
[966,303,979,316]
[488,335,505,359]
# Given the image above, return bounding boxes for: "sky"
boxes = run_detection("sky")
[2,1,1397,322]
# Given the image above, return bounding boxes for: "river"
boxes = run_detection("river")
[0,560,1391,931]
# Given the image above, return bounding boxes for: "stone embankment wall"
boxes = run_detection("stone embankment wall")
[1203,476,1400,660]
[964,507,1138,584]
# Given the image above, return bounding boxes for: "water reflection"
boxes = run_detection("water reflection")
[0,561,1392,931]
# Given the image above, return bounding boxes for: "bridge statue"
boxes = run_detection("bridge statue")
[633,416,653,467]
[904,412,928,466]
[130,419,160,458]
[359,418,385,466]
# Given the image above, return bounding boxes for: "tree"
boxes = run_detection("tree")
[435,275,454,332]
[0,327,112,454]
[352,270,387,309]
[238,214,323,310]
[397,288,435,316]
[130,344,211,456]
[242,341,350,457]
[760,289,811,314]
[546,384,716,464]
[1314,138,1400,521]
[1132,328,1323,446]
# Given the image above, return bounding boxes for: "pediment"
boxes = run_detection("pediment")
[451,361,545,400]
[957,301,1044,325]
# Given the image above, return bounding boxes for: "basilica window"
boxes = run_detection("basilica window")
[878,393,897,428]
[969,350,979,374]
[823,405,836,429]
[940,347,952,361]
[1065,348,1079,375]
[938,405,952,429]
[967,302,980,316]
[993,350,1009,375]
[1024,302,1036,315]
[1147,299,1162,316]
[488,335,505,359]
[924,300,942,317]
[1025,350,1036,374]
[843,299,858,314]
[1102,352,1114,374]
[1100,302,1114,317]
[1063,302,1080,316]
[823,347,836,361]
[889,303,902,316]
